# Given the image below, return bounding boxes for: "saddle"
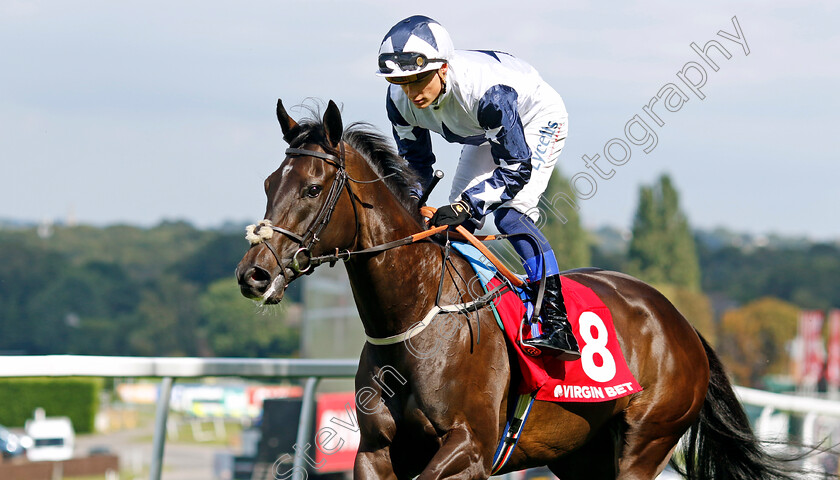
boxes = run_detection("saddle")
[447,239,642,474]
[449,241,641,403]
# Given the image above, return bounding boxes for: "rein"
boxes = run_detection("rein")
[246,143,350,275]
[244,142,453,275]
[246,141,400,276]
[245,142,534,346]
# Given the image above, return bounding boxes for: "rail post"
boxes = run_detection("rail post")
[149,376,174,480]
[292,376,320,480]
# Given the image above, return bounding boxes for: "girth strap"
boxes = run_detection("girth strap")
[365,281,508,346]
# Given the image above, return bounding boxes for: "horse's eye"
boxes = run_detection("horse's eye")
[305,185,323,198]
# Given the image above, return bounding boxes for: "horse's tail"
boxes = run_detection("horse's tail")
[674,333,802,480]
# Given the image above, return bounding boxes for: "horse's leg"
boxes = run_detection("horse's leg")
[547,406,685,480]
[355,410,408,480]
[355,446,399,480]
[616,431,683,479]
[354,349,405,480]
[547,419,622,480]
[567,270,709,479]
[615,366,705,479]
[416,424,490,480]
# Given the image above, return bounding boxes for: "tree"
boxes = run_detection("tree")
[170,233,248,288]
[46,221,216,282]
[0,238,69,353]
[627,174,700,290]
[198,279,300,357]
[700,242,840,310]
[128,275,203,356]
[717,297,800,387]
[0,239,141,354]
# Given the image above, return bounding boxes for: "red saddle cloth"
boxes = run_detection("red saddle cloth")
[488,276,642,403]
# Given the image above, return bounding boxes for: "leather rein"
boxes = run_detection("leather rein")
[247,141,550,347]
[246,141,447,283]
[246,141,532,287]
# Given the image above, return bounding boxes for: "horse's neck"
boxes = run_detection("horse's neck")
[344,172,448,338]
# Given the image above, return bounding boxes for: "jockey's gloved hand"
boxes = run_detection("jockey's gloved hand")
[430,199,471,227]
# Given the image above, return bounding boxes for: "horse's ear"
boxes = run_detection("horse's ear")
[322,100,343,148]
[276,99,299,143]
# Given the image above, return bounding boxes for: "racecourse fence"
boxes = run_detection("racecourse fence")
[2,355,840,479]
[0,356,357,480]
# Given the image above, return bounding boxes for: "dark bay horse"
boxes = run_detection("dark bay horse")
[236,100,797,479]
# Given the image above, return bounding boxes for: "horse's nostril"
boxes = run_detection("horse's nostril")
[249,267,271,284]
[238,266,272,298]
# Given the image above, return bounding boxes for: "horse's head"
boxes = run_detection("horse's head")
[236,99,360,304]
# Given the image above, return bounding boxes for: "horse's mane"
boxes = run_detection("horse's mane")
[343,122,420,210]
[287,108,421,217]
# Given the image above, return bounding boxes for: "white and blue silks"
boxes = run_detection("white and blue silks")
[386,49,567,280]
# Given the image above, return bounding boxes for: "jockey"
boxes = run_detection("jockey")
[377,15,580,361]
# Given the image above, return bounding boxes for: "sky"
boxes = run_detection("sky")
[1,1,838,239]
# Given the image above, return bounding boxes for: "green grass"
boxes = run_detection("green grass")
[136,418,243,446]
[66,473,141,480]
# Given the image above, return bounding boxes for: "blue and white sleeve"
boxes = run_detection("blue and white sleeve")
[461,85,532,217]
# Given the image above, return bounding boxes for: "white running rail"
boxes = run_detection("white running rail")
[0,355,357,480]
[4,357,840,480]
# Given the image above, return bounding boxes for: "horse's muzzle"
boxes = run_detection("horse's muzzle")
[236,264,269,298]
[236,264,287,304]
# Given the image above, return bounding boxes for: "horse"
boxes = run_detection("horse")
[236,99,799,479]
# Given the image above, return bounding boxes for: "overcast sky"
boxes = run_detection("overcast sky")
[1,1,838,239]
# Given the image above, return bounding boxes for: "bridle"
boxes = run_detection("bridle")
[247,141,358,279]
[245,139,527,345]
[247,141,411,284]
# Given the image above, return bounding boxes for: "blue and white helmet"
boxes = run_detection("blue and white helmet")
[376,15,454,79]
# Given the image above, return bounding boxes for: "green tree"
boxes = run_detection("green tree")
[628,187,664,281]
[0,238,68,353]
[628,174,700,290]
[45,221,216,282]
[198,279,300,357]
[128,275,203,356]
[0,238,141,354]
[700,242,840,310]
[170,233,247,288]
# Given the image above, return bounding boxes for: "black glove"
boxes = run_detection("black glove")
[430,200,471,227]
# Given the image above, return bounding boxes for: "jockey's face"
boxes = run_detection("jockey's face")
[392,64,447,109]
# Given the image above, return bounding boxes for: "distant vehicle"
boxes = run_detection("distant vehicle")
[24,413,75,462]
[0,424,30,458]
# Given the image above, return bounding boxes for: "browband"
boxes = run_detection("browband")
[285,148,340,163]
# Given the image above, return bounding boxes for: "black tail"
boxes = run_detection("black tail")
[673,333,803,480]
